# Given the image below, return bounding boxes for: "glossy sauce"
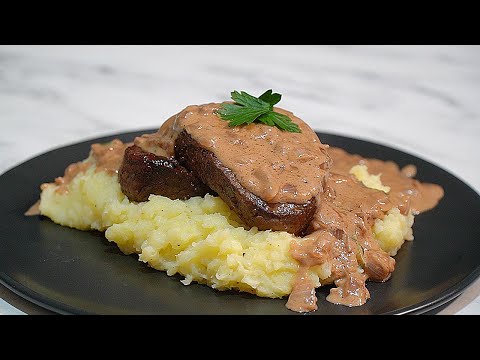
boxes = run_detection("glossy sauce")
[134,103,331,203]
[287,146,444,311]
[25,200,41,216]
[328,147,444,215]
[41,139,129,195]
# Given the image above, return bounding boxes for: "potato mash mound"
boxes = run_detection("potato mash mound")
[39,165,414,298]
[373,208,414,256]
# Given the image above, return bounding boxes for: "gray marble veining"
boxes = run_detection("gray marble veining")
[1,45,479,315]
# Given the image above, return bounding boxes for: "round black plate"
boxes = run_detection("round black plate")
[1,129,479,315]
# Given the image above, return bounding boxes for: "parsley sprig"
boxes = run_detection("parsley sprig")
[215,90,301,133]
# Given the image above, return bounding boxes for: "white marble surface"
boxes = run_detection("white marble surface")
[1,45,479,315]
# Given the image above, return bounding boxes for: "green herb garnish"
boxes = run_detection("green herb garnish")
[215,90,301,133]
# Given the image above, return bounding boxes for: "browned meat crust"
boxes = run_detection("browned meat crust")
[118,144,211,202]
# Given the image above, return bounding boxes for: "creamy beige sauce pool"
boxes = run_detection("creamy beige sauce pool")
[136,103,331,204]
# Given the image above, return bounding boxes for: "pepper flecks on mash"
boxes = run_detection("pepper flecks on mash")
[31,89,444,313]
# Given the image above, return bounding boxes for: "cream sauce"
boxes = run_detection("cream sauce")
[40,139,130,195]
[24,200,41,216]
[287,146,443,310]
[328,147,444,215]
[286,230,334,312]
[134,123,173,157]
[133,103,331,203]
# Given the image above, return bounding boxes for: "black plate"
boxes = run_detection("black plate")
[1,129,480,315]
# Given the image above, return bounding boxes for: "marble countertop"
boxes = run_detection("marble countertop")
[1,45,479,315]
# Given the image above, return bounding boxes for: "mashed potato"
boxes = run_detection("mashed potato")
[40,167,330,297]
[350,164,391,193]
[39,163,414,298]
[373,208,414,256]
